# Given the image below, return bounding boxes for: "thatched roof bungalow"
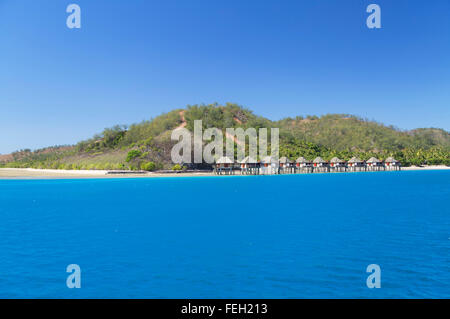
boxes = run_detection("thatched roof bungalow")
[348,156,363,166]
[261,156,278,166]
[313,157,327,166]
[330,157,345,167]
[279,156,293,167]
[279,156,294,173]
[261,156,279,174]
[347,156,365,171]
[312,156,329,172]
[295,156,311,167]
[239,156,259,174]
[214,156,234,175]
[240,156,258,167]
[215,156,234,169]
[385,156,401,170]
[385,157,399,164]
[366,157,384,171]
[366,157,381,165]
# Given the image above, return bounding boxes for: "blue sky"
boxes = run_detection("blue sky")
[0,0,449,153]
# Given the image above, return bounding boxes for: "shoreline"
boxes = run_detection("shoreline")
[399,165,450,171]
[0,168,212,179]
[0,166,449,179]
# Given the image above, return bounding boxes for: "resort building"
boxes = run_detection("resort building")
[313,157,329,173]
[295,157,313,173]
[261,156,279,175]
[366,157,384,171]
[329,157,346,172]
[214,156,234,175]
[347,157,365,172]
[211,155,401,175]
[385,157,401,171]
[240,156,259,175]
[279,157,294,174]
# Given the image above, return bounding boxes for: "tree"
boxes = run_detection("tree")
[126,150,142,162]
[142,162,156,171]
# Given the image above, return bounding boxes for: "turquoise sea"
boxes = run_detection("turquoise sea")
[0,170,449,298]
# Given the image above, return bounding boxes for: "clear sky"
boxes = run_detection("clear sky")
[0,0,449,154]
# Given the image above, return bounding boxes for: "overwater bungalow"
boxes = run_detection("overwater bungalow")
[329,157,346,172]
[261,156,279,175]
[313,157,329,173]
[211,154,401,176]
[295,157,313,173]
[240,156,259,175]
[279,157,294,174]
[214,156,234,175]
[366,157,384,171]
[385,157,401,171]
[347,156,365,172]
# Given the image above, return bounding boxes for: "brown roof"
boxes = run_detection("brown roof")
[367,157,381,163]
[313,157,326,163]
[330,157,344,163]
[216,156,234,164]
[348,156,363,163]
[296,156,310,163]
[240,156,257,164]
[279,156,292,164]
[262,156,279,164]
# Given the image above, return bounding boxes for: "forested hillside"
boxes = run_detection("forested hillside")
[1,103,449,170]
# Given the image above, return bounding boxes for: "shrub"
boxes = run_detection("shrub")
[172,164,182,171]
[142,162,156,171]
[126,150,142,162]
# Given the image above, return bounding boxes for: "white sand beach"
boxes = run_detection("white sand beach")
[0,168,110,178]
[0,168,213,178]
[400,165,450,171]
[0,166,449,179]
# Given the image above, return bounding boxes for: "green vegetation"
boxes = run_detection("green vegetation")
[126,150,142,162]
[172,164,182,171]
[142,162,157,171]
[1,103,448,169]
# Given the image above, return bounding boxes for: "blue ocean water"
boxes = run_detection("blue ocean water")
[0,170,449,298]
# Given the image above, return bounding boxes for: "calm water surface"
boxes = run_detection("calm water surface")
[0,170,449,298]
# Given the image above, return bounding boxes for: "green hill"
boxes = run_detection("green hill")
[1,103,449,170]
[277,114,450,151]
[409,128,450,149]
